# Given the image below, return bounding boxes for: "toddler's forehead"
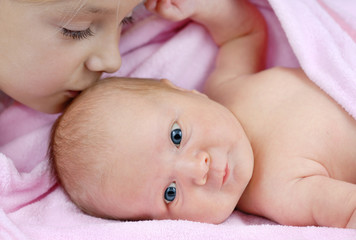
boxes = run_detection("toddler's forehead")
[46,0,140,16]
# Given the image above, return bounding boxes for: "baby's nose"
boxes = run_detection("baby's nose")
[179,151,210,186]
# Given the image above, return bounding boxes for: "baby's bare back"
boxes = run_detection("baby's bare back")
[218,67,356,228]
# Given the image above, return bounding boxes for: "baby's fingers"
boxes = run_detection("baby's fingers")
[145,0,189,21]
[144,0,158,11]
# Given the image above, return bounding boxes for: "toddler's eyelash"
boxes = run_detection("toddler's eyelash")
[61,16,133,40]
[121,16,134,25]
[61,28,94,40]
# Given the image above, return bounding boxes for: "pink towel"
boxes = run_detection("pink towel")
[1,1,356,239]
[268,0,356,119]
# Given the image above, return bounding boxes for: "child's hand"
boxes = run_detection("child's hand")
[144,0,198,21]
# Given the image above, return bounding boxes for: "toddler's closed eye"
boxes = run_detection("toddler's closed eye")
[61,28,94,40]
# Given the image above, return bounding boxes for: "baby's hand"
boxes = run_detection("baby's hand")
[144,0,198,21]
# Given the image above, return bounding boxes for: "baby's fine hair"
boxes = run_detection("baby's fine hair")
[49,77,175,217]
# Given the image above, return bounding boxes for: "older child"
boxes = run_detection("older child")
[50,0,356,228]
[0,0,141,114]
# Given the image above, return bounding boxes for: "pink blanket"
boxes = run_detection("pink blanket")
[1,0,356,239]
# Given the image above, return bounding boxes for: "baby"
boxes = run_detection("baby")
[50,0,356,228]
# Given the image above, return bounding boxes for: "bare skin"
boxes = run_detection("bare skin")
[148,0,356,228]
[221,67,356,228]
[0,0,141,113]
[52,0,356,228]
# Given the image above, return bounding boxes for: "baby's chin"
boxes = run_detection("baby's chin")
[209,212,234,224]
[190,211,234,224]
[179,202,237,224]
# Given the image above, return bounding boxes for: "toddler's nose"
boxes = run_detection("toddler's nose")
[85,46,121,74]
[85,33,122,74]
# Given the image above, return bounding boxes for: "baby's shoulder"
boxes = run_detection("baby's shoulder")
[206,67,304,109]
[248,67,306,86]
[235,67,307,97]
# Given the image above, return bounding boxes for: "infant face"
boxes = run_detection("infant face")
[96,83,254,223]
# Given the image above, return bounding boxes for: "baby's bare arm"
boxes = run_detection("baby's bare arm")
[201,0,267,98]
[295,176,356,228]
[145,0,267,95]
[263,175,356,228]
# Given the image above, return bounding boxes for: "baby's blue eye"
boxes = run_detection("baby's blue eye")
[164,182,176,204]
[171,123,182,147]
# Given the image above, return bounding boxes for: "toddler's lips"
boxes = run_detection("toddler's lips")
[222,163,229,185]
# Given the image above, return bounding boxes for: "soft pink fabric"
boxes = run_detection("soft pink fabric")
[1,1,356,239]
[268,0,356,119]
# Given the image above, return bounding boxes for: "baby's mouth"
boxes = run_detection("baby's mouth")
[222,163,230,185]
[66,90,81,98]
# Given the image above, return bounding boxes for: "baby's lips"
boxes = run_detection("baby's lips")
[66,90,81,98]
[222,163,230,185]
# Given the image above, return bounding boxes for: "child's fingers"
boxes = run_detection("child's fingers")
[145,0,171,11]
[145,0,188,21]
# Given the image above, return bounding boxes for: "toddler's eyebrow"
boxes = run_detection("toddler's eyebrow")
[58,4,117,17]
[81,6,117,15]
